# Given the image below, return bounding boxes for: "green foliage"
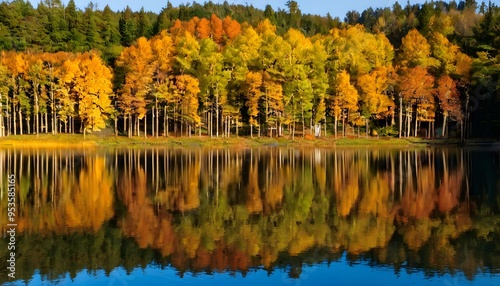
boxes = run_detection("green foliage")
[376,126,399,136]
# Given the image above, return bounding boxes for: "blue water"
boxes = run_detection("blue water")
[8,254,499,286]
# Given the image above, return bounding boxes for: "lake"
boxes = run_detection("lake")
[1,146,499,285]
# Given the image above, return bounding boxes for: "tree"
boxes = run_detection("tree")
[257,20,285,137]
[222,16,241,42]
[196,17,211,39]
[150,30,174,137]
[244,71,262,138]
[0,61,10,137]
[436,75,462,137]
[210,14,224,45]
[25,54,46,135]
[357,66,395,121]
[174,74,201,136]
[117,37,154,137]
[398,29,438,68]
[197,37,228,137]
[63,53,114,137]
[329,70,359,138]
[283,28,314,138]
[119,6,136,46]
[2,51,28,135]
[397,66,435,137]
[309,40,329,137]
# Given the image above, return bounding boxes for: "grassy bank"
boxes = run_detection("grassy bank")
[0,133,440,148]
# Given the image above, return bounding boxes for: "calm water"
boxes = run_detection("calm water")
[0,146,499,285]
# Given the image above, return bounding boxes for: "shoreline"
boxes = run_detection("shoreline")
[0,134,479,149]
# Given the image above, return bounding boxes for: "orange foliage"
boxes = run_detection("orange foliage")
[196,18,211,39]
[222,16,241,41]
[210,14,224,44]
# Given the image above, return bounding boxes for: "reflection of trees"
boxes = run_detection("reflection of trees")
[1,147,500,283]
[108,147,499,280]
[0,149,118,284]
[0,149,114,234]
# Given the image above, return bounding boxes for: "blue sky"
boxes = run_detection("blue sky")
[28,0,432,19]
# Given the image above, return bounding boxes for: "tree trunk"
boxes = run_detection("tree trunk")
[18,109,23,135]
[442,114,447,137]
[155,100,159,138]
[406,106,411,138]
[342,110,346,137]
[301,104,305,138]
[173,106,177,135]
[399,97,402,139]
[324,116,327,138]
[209,111,212,138]
[51,85,56,135]
[365,118,369,138]
[414,106,418,137]
[12,100,16,135]
[125,114,132,138]
[164,106,167,137]
[136,116,139,137]
[166,113,169,137]
[5,95,10,136]
[216,89,219,137]
[334,116,337,139]
[45,113,48,133]
[180,110,183,137]
[0,92,3,137]
[250,124,253,138]
[151,107,154,137]
[34,85,39,135]
[144,114,147,138]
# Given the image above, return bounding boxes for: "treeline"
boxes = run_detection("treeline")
[0,0,498,138]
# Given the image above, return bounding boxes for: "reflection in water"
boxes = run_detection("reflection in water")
[0,147,499,284]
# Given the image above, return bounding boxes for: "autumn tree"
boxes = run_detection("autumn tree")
[222,16,241,43]
[150,30,175,137]
[397,66,435,137]
[223,25,262,136]
[398,29,438,68]
[210,14,224,45]
[2,51,28,136]
[357,66,395,122]
[117,37,154,137]
[329,70,359,138]
[436,75,462,137]
[196,18,211,40]
[173,74,201,136]
[283,28,314,138]
[62,53,114,137]
[258,19,285,137]
[0,61,10,137]
[309,39,329,137]
[244,71,262,138]
[25,54,47,135]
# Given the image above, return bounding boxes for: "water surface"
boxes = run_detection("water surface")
[1,146,499,285]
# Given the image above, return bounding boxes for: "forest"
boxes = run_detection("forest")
[0,0,498,139]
